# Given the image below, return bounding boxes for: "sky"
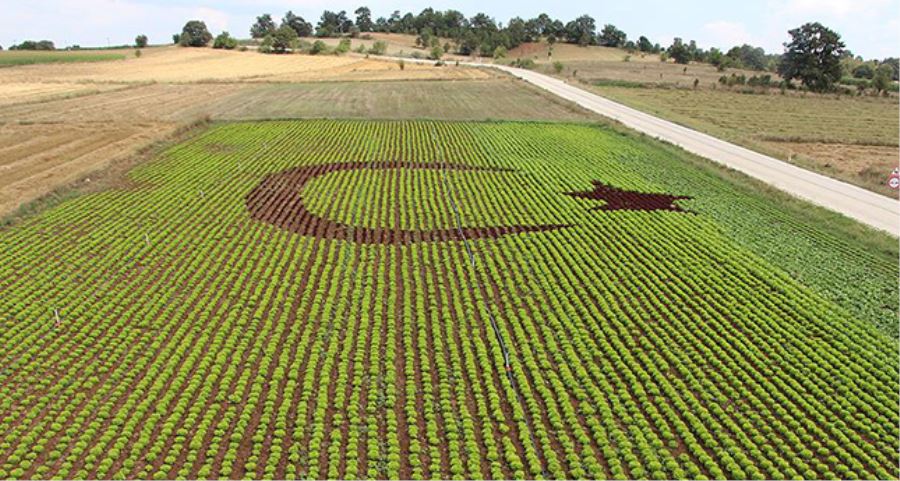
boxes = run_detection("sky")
[1,0,897,59]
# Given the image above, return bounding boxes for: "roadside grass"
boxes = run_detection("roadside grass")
[0,50,127,66]
[590,85,900,196]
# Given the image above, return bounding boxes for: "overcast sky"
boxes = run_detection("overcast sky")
[1,0,897,58]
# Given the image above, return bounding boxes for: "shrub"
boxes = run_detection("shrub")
[430,45,444,61]
[368,40,387,55]
[213,31,238,50]
[512,58,535,69]
[310,40,328,55]
[335,38,351,54]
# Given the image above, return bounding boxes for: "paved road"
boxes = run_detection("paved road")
[396,56,899,235]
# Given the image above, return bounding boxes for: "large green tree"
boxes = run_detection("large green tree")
[251,14,277,39]
[667,38,691,64]
[565,15,595,46]
[354,7,374,32]
[316,10,353,37]
[778,22,845,91]
[180,21,212,47]
[282,11,312,37]
[598,24,626,47]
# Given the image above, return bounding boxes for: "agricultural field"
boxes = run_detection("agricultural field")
[590,86,900,196]
[0,50,126,67]
[0,46,485,84]
[0,45,560,219]
[0,120,896,480]
[506,41,761,89]
[205,80,598,121]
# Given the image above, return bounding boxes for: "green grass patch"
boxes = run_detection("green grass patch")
[0,50,127,67]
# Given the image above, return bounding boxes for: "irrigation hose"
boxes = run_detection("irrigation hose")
[431,124,548,478]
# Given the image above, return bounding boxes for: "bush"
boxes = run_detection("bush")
[134,49,142,58]
[398,59,405,70]
[511,58,535,69]
[213,31,238,50]
[553,61,564,74]
[368,40,387,55]
[335,38,351,54]
[430,45,444,61]
[310,40,328,55]
[493,46,507,60]
[261,26,299,54]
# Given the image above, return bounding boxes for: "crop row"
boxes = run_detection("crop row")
[0,119,896,479]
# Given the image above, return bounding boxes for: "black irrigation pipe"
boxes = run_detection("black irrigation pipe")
[431,124,548,478]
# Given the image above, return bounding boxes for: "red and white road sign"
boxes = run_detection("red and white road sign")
[888,168,900,190]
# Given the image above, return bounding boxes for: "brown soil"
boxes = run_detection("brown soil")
[565,181,692,212]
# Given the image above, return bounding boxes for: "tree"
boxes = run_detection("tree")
[355,7,374,32]
[180,20,212,47]
[10,40,55,50]
[637,36,653,53]
[726,44,768,70]
[172,34,181,44]
[667,38,691,64]
[872,63,894,93]
[565,15,595,46]
[262,25,298,53]
[213,31,238,50]
[135,35,148,48]
[251,14,277,39]
[282,11,313,37]
[598,24,626,47]
[852,63,874,79]
[879,57,898,81]
[317,10,352,37]
[778,22,845,92]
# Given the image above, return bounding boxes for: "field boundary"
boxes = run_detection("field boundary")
[0,116,212,229]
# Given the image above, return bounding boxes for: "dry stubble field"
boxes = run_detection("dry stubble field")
[0,46,597,219]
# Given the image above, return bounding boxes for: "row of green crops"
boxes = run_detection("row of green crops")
[0,120,896,480]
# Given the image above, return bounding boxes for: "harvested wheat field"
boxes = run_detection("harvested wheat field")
[0,82,129,107]
[0,84,246,123]
[0,122,178,215]
[0,46,487,84]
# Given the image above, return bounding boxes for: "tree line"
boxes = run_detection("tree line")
[4,6,895,93]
